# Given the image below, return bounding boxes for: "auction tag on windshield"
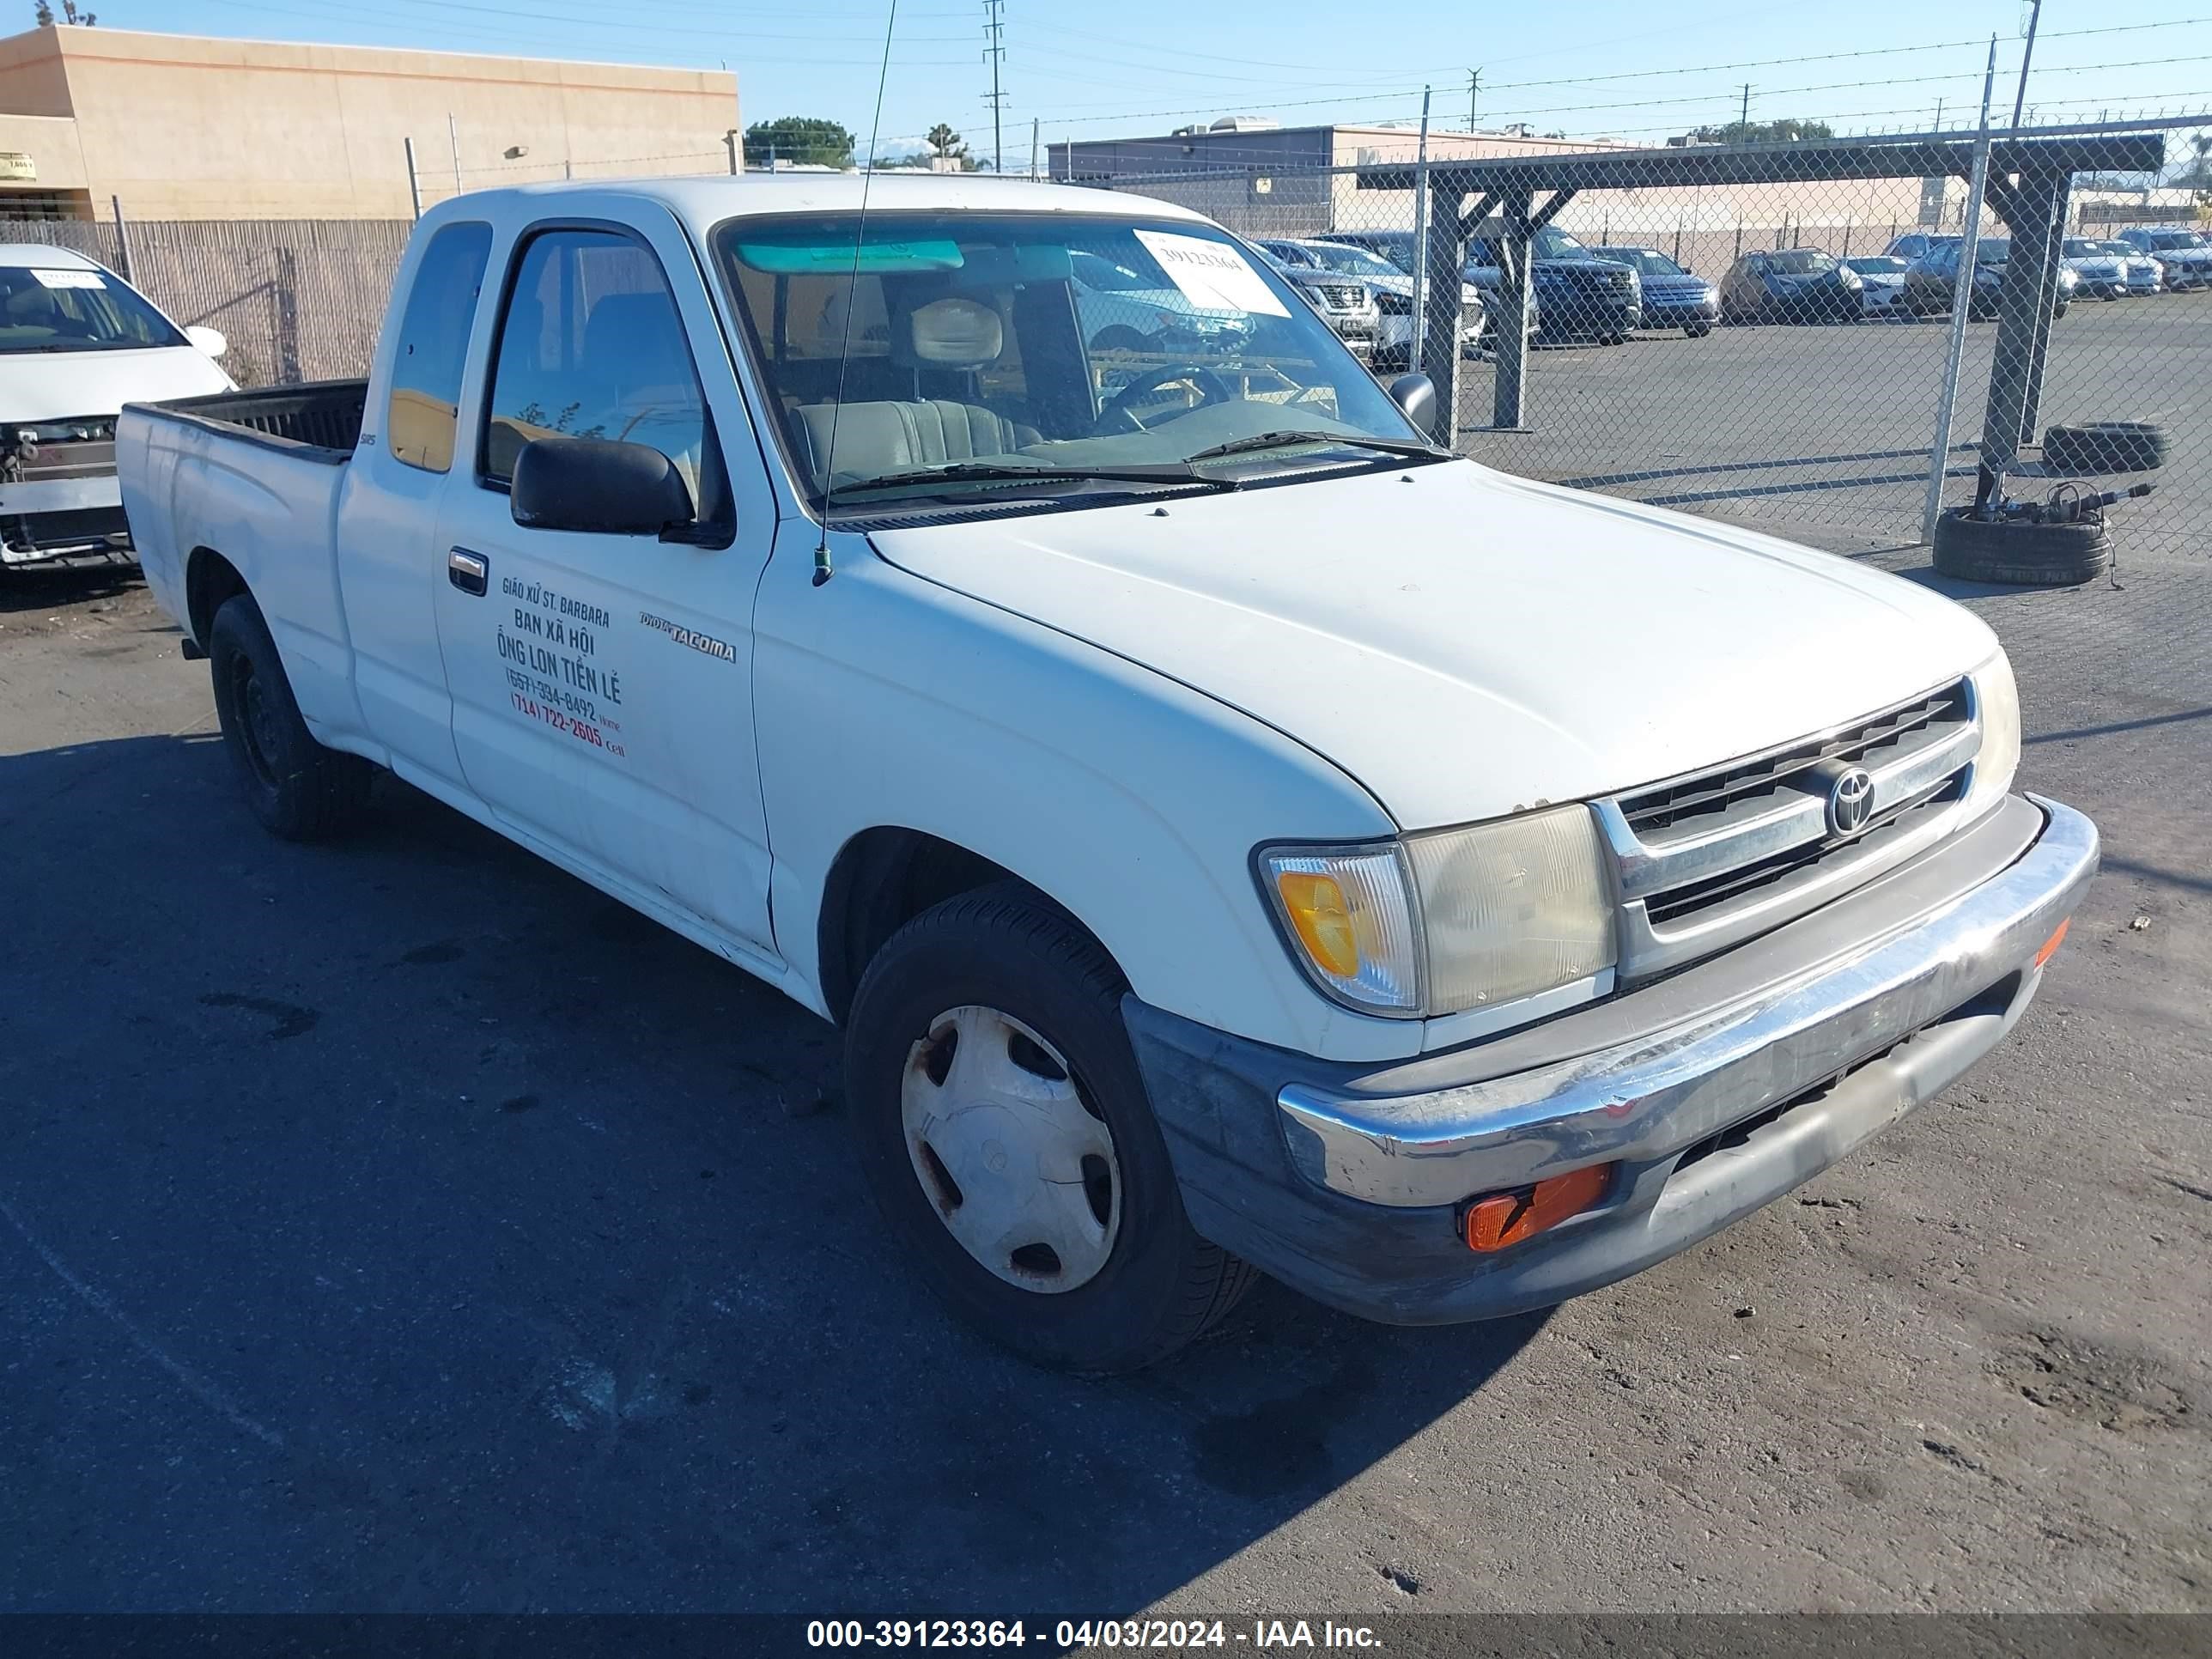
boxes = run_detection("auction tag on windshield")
[1133,230,1289,318]
[31,268,106,289]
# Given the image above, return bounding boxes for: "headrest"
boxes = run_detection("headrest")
[894,296,1003,368]
[5,284,59,321]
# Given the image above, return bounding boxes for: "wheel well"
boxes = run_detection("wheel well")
[817,829,1063,1025]
[185,547,247,647]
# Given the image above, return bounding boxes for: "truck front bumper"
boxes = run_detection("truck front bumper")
[1124,794,2097,1325]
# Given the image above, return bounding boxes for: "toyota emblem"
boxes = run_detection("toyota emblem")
[1826,766,1875,837]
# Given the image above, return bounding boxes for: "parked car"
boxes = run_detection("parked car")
[1901,238,2074,320]
[1259,236,1488,368]
[1462,224,1640,343]
[1885,232,1954,263]
[1718,248,1864,324]
[1589,246,1717,336]
[2062,238,2135,301]
[2088,240,2164,295]
[1069,246,1253,355]
[0,244,233,568]
[1259,255,1381,359]
[1839,255,1911,318]
[119,174,2095,1373]
[2112,226,2212,290]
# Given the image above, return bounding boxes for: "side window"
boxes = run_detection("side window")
[386,221,492,473]
[481,228,721,526]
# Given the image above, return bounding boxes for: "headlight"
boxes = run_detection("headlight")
[2058,267,2080,292]
[1963,649,2021,818]
[1261,803,1617,1018]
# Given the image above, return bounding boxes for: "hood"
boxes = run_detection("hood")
[1,344,232,422]
[1640,273,1713,291]
[866,462,1996,830]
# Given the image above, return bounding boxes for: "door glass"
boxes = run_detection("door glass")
[386,221,492,472]
[482,228,721,525]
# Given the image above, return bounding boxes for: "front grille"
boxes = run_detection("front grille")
[1620,680,1968,836]
[1598,678,1981,981]
[1316,283,1363,307]
[1,415,118,484]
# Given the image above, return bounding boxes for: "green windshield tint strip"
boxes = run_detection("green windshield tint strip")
[732,237,965,275]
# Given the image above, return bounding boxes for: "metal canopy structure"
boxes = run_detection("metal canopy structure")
[1357,127,2169,489]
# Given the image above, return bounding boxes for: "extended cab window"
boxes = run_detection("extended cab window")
[481,227,723,526]
[386,221,491,472]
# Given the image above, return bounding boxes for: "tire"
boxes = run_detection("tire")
[1931,507,2110,586]
[2041,420,2166,476]
[1684,321,1711,338]
[1087,325,1147,355]
[844,883,1255,1373]
[206,593,374,840]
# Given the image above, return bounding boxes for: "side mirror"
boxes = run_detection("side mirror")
[512,437,696,538]
[185,325,228,357]
[1386,372,1436,434]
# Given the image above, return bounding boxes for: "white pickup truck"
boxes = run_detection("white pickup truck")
[118,175,2096,1372]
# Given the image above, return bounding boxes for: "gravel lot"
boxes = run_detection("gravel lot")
[1,466,2205,1613]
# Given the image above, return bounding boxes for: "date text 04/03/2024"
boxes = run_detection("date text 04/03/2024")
[804,1620,1384,1650]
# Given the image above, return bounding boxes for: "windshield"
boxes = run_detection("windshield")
[2145,231,2203,250]
[0,263,186,353]
[1302,242,1402,280]
[1975,239,2010,264]
[1762,251,1838,275]
[1843,257,1905,275]
[1596,248,1682,276]
[1532,228,1589,260]
[716,212,1430,509]
[2062,240,2106,258]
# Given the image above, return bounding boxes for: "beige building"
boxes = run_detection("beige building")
[0,24,738,221]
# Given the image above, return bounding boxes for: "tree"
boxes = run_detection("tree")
[926,124,968,161]
[1687,117,1834,146]
[34,0,97,22]
[742,117,854,169]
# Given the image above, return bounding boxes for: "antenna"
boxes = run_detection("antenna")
[812,0,899,588]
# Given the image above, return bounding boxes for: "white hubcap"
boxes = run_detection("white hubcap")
[901,1005,1121,1292]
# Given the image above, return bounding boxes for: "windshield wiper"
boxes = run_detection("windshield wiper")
[1180,429,1453,464]
[831,459,1232,499]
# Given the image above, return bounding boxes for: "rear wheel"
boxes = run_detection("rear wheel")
[844,884,1253,1372]
[207,593,373,840]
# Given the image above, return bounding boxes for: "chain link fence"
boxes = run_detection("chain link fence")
[0,216,409,386]
[1066,121,2210,575]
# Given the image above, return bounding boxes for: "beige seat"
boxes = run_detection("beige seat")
[793,295,1037,487]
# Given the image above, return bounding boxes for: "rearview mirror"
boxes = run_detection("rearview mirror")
[512,437,696,538]
[1386,372,1436,436]
[185,325,227,357]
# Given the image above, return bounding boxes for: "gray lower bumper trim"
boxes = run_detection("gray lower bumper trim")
[1277,794,2098,1207]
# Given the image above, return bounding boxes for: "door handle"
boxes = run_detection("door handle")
[447,547,489,597]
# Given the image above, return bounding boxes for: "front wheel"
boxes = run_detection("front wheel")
[1684,321,1711,338]
[207,593,373,840]
[844,884,1254,1372]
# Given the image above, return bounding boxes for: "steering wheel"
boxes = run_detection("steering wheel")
[1097,362,1235,433]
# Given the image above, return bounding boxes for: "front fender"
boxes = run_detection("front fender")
[753,527,1417,1063]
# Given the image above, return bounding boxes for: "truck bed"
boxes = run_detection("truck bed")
[141,379,368,459]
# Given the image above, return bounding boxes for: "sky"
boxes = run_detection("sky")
[76,0,2212,167]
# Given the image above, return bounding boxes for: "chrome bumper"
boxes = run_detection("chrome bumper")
[1278,795,2098,1209]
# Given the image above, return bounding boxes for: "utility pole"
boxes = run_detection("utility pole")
[1740,83,1752,131]
[1468,68,1480,131]
[404,136,422,220]
[1029,116,1038,180]
[2010,0,2044,131]
[983,0,1007,174]
[447,112,462,195]
[1934,97,1944,131]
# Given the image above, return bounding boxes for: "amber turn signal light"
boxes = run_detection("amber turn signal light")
[1462,1163,1613,1253]
[2032,917,2070,969]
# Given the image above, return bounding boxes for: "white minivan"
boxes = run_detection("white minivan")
[1,244,232,567]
